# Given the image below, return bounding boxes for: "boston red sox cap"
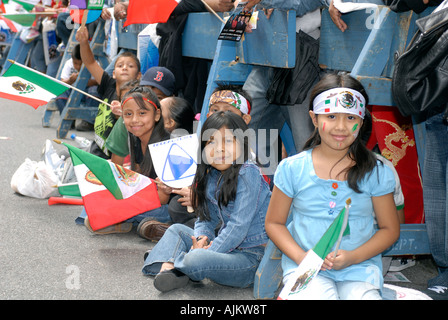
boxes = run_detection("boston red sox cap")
[140,66,176,97]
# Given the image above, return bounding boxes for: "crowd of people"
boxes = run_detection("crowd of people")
[8,0,447,300]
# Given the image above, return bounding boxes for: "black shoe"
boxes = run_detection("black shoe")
[424,286,448,300]
[154,269,189,292]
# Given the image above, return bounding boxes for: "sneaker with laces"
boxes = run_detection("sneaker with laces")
[389,258,416,272]
[137,217,170,241]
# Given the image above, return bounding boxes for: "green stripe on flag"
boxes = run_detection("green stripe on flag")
[4,63,68,96]
[64,143,124,200]
[313,206,350,260]
[14,0,38,11]
[2,13,37,26]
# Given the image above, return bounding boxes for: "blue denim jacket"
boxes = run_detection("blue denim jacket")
[194,162,271,253]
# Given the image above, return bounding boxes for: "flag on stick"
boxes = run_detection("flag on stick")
[123,0,180,27]
[69,0,104,24]
[13,0,39,12]
[56,140,161,231]
[0,13,36,26]
[278,198,351,300]
[0,60,111,109]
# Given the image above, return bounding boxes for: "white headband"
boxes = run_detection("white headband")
[313,87,366,119]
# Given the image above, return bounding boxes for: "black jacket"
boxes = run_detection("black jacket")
[391,5,448,117]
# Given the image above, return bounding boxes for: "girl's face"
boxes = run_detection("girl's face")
[204,126,241,172]
[160,98,176,133]
[309,111,363,151]
[122,97,161,141]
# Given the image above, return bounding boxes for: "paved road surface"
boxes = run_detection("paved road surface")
[0,99,439,303]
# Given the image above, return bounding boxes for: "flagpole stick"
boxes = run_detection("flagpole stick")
[0,12,59,15]
[8,60,112,108]
[81,9,88,28]
[333,198,351,259]
[200,0,225,24]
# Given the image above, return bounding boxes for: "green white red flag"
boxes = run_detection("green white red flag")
[0,61,69,109]
[278,199,351,300]
[61,141,161,231]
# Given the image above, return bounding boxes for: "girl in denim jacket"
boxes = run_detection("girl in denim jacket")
[142,111,271,292]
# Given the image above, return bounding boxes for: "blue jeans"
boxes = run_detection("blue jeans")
[142,224,265,288]
[75,204,171,225]
[423,110,448,286]
[242,66,315,173]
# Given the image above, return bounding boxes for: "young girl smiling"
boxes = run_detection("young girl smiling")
[266,74,400,299]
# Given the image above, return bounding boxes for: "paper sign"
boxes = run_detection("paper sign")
[148,134,198,188]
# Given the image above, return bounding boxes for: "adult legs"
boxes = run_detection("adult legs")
[423,111,448,287]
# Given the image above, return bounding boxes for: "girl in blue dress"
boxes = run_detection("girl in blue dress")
[266,73,400,299]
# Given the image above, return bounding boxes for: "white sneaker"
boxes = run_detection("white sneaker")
[389,258,416,272]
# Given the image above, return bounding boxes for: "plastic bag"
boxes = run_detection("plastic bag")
[11,158,59,199]
[42,18,59,65]
[137,23,160,75]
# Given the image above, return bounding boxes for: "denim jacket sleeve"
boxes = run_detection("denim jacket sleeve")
[259,0,329,16]
[207,165,267,253]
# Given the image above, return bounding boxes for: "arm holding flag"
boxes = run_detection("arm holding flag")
[326,193,400,271]
[75,26,105,85]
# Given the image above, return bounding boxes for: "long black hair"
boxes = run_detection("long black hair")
[191,111,250,221]
[122,86,170,178]
[163,97,195,134]
[303,73,377,193]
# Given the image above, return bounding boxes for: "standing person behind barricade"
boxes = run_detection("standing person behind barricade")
[141,111,271,293]
[265,73,400,299]
[81,86,172,234]
[75,25,142,159]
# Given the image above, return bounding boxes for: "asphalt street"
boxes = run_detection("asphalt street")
[0,99,440,303]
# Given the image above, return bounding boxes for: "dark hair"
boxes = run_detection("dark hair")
[119,79,140,100]
[122,86,169,178]
[163,97,195,134]
[72,44,81,61]
[115,51,141,73]
[192,111,250,220]
[304,73,377,193]
[212,83,253,110]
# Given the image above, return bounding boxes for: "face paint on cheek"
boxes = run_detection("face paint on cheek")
[351,123,359,138]
[322,122,326,132]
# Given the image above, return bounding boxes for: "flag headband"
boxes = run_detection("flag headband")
[209,90,251,115]
[122,97,159,110]
[313,88,366,119]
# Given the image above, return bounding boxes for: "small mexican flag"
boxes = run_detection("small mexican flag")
[59,141,161,231]
[278,198,351,300]
[0,61,69,109]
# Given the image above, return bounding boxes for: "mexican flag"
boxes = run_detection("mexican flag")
[0,61,69,109]
[278,199,351,300]
[13,0,39,12]
[61,141,161,231]
[123,0,180,27]
[0,13,36,27]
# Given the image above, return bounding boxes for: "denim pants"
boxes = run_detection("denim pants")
[242,66,315,174]
[423,111,448,286]
[142,224,265,288]
[75,204,171,225]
